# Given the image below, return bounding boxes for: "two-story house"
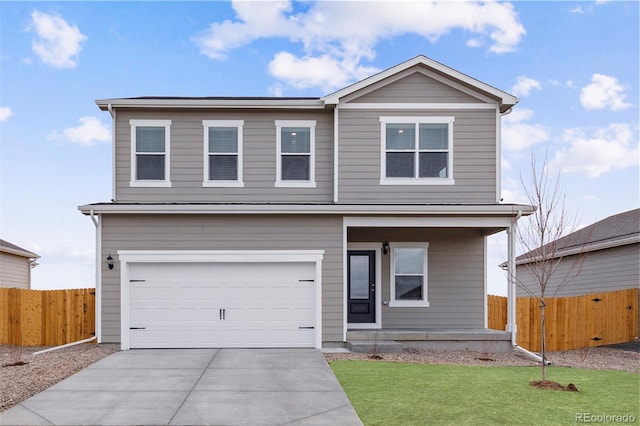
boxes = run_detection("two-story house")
[80,55,534,352]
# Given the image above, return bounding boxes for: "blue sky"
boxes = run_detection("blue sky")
[1,1,638,294]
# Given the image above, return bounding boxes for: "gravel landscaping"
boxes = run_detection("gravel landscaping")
[1,342,637,413]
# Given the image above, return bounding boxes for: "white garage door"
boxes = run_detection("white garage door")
[128,262,316,348]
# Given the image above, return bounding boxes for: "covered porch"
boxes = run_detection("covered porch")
[341,208,529,353]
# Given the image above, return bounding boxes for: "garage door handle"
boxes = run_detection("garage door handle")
[299,326,314,329]
[130,279,146,283]
[220,308,226,320]
[130,327,146,330]
[299,279,315,282]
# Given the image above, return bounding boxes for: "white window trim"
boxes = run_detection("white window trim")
[202,120,245,188]
[389,242,430,308]
[275,120,316,188]
[129,119,172,187]
[379,116,455,186]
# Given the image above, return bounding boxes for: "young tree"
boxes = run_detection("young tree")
[514,152,586,381]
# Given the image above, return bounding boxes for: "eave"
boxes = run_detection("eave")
[79,202,534,217]
[96,97,326,110]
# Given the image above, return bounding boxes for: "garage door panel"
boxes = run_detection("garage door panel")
[129,261,316,348]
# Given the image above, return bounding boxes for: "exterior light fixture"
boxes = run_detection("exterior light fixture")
[382,242,390,255]
[107,254,114,270]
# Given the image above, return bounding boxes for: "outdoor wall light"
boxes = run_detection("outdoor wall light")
[382,242,390,255]
[107,254,114,270]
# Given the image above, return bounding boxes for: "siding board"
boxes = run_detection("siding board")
[100,214,343,344]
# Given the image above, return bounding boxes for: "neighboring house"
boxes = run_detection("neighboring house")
[0,239,39,289]
[79,55,534,351]
[514,208,640,297]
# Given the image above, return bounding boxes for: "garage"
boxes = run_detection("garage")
[118,251,324,349]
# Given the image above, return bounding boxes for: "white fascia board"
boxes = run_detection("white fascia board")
[96,98,325,110]
[79,203,535,216]
[323,55,518,109]
[0,247,40,259]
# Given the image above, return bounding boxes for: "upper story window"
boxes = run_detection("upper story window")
[275,120,316,188]
[380,117,455,186]
[202,120,244,188]
[389,243,429,308]
[130,119,171,187]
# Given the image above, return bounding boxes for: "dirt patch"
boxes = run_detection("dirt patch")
[530,380,579,392]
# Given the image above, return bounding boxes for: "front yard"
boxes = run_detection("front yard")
[330,361,639,426]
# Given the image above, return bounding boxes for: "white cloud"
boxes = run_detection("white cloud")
[569,6,585,14]
[194,0,525,91]
[501,108,549,151]
[49,116,111,145]
[511,76,541,97]
[29,10,87,69]
[0,106,13,121]
[550,123,639,177]
[580,74,632,111]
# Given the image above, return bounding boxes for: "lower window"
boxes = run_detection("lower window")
[390,243,429,307]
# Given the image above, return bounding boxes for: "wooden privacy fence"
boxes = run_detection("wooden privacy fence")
[488,288,639,352]
[0,288,95,346]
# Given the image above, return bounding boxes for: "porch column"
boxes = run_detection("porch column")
[506,224,517,343]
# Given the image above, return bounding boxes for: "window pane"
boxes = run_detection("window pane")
[395,248,424,274]
[136,127,165,152]
[419,124,448,150]
[395,276,423,301]
[419,152,448,178]
[209,128,238,153]
[209,155,238,180]
[386,152,414,178]
[282,155,310,180]
[386,124,415,150]
[349,255,370,300]
[281,127,310,153]
[136,155,165,180]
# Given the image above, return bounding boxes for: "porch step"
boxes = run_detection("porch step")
[346,340,403,354]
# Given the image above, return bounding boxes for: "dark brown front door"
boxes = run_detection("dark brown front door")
[347,250,376,323]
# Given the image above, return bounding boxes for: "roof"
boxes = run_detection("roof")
[516,208,640,264]
[96,55,517,112]
[0,239,39,259]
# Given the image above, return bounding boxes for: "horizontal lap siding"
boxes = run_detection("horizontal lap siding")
[100,214,343,344]
[516,243,640,297]
[338,109,497,203]
[0,253,30,289]
[115,109,333,203]
[349,72,484,103]
[348,228,485,328]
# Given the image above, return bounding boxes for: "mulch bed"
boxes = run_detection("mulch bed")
[530,380,579,392]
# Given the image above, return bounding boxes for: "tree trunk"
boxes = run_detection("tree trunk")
[540,300,547,380]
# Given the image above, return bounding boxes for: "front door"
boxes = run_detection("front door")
[347,250,376,323]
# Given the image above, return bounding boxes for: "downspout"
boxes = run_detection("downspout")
[107,103,116,202]
[333,105,339,204]
[508,208,549,364]
[90,209,102,343]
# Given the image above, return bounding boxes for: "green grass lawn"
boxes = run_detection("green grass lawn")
[330,361,639,426]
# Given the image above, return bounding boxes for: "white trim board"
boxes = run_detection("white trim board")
[117,250,324,350]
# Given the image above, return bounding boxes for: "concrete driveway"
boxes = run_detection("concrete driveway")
[0,348,362,426]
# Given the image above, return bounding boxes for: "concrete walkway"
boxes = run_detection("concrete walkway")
[0,348,362,426]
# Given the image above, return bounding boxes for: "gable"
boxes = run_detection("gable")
[345,70,485,104]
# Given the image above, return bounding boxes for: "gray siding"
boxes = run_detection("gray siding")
[100,214,343,344]
[349,71,484,103]
[338,109,497,203]
[516,243,640,297]
[115,110,333,203]
[349,228,486,329]
[0,252,30,289]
